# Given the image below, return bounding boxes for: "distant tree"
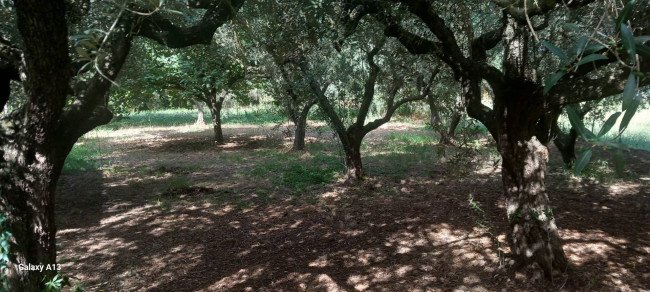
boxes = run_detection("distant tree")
[242,0,332,151]
[299,22,437,180]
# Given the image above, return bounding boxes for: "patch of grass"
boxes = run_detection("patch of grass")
[63,138,110,173]
[563,109,650,151]
[222,106,284,125]
[235,200,256,211]
[100,105,284,130]
[247,153,341,195]
[599,109,650,151]
[166,176,190,188]
[155,198,171,211]
[384,132,438,145]
[570,157,638,183]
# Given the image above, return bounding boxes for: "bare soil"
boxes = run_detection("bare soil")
[56,123,650,291]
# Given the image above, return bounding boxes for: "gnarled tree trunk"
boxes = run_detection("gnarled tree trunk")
[499,134,567,278]
[1,1,70,289]
[342,128,364,181]
[495,18,567,279]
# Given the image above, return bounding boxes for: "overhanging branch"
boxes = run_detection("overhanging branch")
[136,0,245,48]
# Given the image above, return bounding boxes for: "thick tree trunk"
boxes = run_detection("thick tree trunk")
[494,18,568,279]
[0,1,71,290]
[195,100,205,125]
[342,127,365,181]
[1,152,62,290]
[344,141,364,181]
[208,99,224,144]
[499,135,568,278]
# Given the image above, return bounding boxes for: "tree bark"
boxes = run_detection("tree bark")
[1,0,70,290]
[499,135,567,278]
[552,105,591,167]
[552,126,578,166]
[447,93,465,139]
[495,18,567,279]
[208,97,224,144]
[292,114,308,151]
[195,100,206,125]
[291,98,317,151]
[428,95,453,145]
[1,152,63,290]
[343,133,364,181]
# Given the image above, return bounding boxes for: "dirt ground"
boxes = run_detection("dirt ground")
[55,123,650,291]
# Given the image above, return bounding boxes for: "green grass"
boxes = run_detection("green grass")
[62,138,110,173]
[247,153,341,196]
[613,109,650,151]
[384,132,438,145]
[560,109,650,151]
[99,105,284,130]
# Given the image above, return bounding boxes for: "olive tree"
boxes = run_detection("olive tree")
[0,0,244,289]
[340,0,650,278]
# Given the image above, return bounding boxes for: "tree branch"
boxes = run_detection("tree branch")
[356,40,384,127]
[297,61,346,137]
[135,0,245,48]
[549,61,650,106]
[493,0,596,20]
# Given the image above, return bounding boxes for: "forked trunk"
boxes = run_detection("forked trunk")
[499,136,568,278]
[208,100,224,144]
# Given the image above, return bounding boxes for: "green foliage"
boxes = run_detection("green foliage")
[62,138,109,173]
[574,148,593,175]
[42,274,69,292]
[542,40,568,64]
[575,54,608,67]
[384,132,438,145]
[249,153,340,195]
[543,71,566,95]
[0,211,11,292]
[597,112,621,138]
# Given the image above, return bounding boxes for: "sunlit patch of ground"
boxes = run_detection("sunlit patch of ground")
[56,122,650,291]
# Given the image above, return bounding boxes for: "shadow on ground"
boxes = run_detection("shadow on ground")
[56,125,649,292]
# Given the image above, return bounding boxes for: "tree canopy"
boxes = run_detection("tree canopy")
[0,0,649,290]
